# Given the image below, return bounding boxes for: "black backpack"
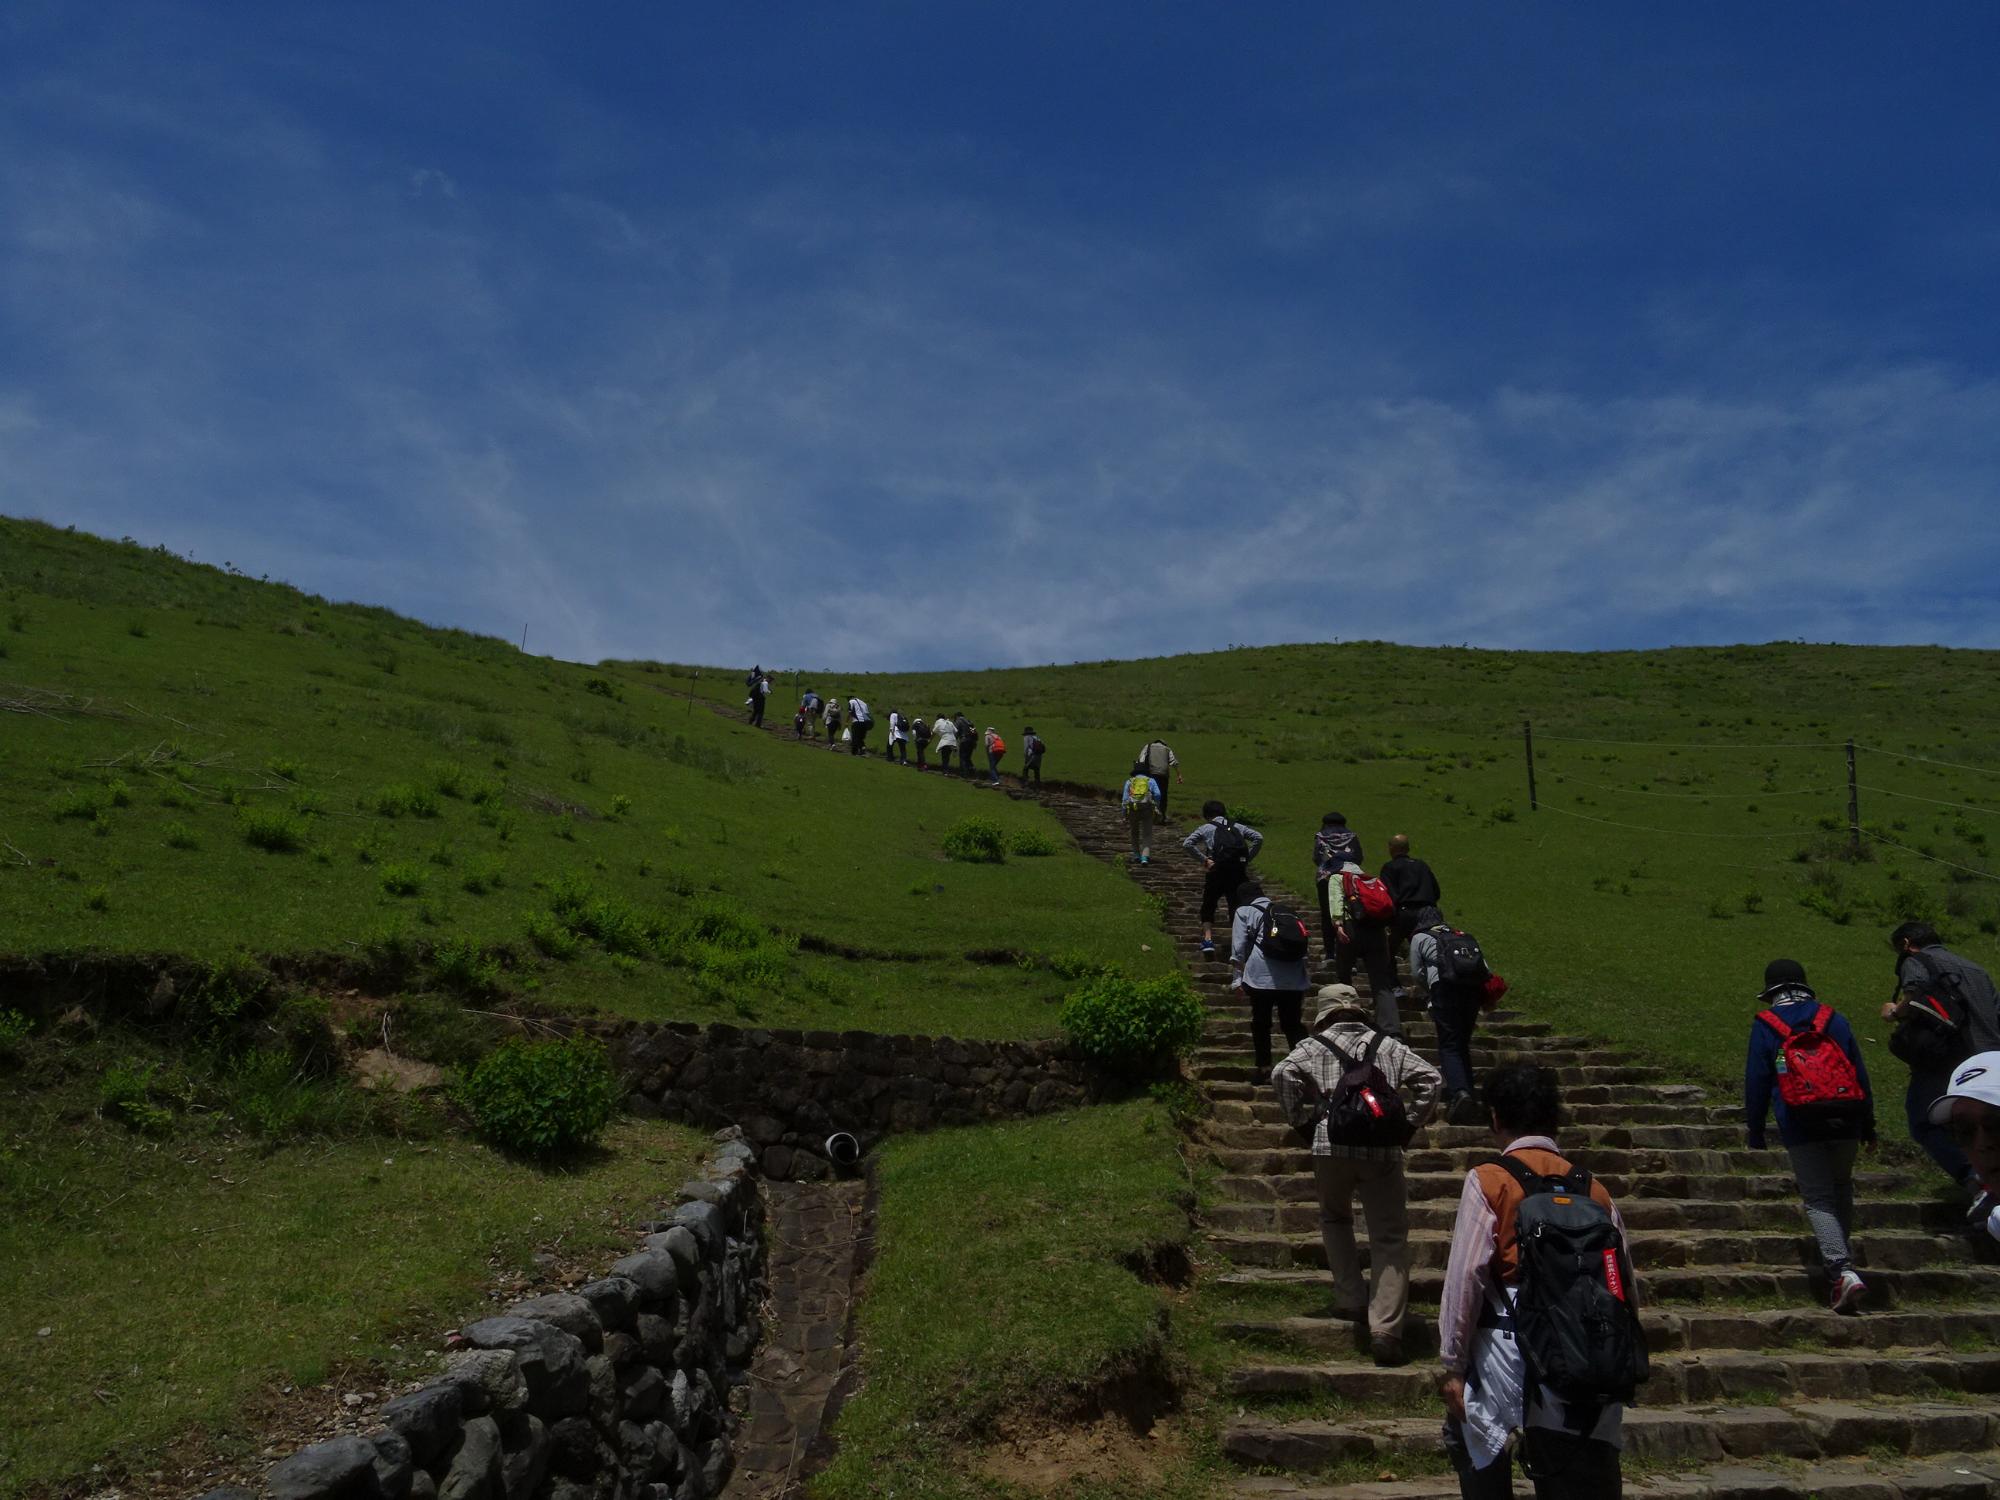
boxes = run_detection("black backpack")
[1304,1032,1412,1149]
[1432,928,1490,990]
[1251,899,1310,963]
[1489,1155,1648,1427]
[1889,954,1975,1073]
[1211,821,1250,865]
[911,717,929,741]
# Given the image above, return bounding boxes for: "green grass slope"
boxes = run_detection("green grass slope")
[681,641,2000,1083]
[0,518,1169,1039]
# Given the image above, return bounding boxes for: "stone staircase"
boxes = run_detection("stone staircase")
[708,700,2000,1496]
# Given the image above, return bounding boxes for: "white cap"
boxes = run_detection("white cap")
[1926,1051,2000,1125]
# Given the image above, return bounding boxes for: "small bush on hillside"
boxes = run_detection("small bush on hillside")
[943,818,1007,863]
[459,1035,617,1157]
[461,857,505,895]
[106,779,133,808]
[239,808,307,853]
[376,783,442,819]
[1059,974,1204,1075]
[265,756,303,781]
[164,821,199,850]
[50,788,101,820]
[608,793,632,819]
[426,761,467,798]
[100,1059,172,1134]
[224,1049,379,1139]
[386,995,502,1070]
[379,862,426,897]
[1008,829,1059,857]
[524,908,581,959]
[583,675,622,700]
[84,885,111,912]
[430,939,502,997]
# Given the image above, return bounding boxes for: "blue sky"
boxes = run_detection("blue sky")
[4,6,1999,669]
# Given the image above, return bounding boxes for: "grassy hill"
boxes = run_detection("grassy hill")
[678,640,2000,1083]
[9,514,2000,1498]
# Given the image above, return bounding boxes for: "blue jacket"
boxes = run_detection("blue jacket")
[1743,988,1876,1149]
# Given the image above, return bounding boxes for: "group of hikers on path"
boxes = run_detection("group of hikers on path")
[1153,794,2000,1497]
[743,668,1045,787]
[736,671,2000,1496]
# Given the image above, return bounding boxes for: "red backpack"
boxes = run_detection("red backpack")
[1340,869,1395,922]
[1757,1004,1868,1118]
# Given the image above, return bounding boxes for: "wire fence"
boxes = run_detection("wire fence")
[1521,719,2000,889]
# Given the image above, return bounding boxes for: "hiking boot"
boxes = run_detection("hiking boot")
[1831,1267,1867,1314]
[1371,1338,1408,1368]
[1446,1094,1485,1126]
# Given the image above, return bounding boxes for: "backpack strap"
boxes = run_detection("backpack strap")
[1755,1008,1792,1041]
[1360,1029,1387,1068]
[1810,1003,1834,1033]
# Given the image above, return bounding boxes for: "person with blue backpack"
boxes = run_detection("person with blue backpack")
[1744,957,1876,1314]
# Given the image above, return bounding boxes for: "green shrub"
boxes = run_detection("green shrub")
[430,938,501,997]
[1007,829,1059,858]
[608,793,632,819]
[379,862,426,897]
[84,885,111,912]
[239,808,307,852]
[385,996,501,1070]
[376,783,442,818]
[525,908,581,959]
[1058,974,1204,1074]
[106,778,133,808]
[164,821,199,850]
[458,1035,617,1157]
[49,787,101,820]
[426,760,467,798]
[461,857,505,895]
[942,817,1007,863]
[100,1059,172,1134]
[265,756,303,781]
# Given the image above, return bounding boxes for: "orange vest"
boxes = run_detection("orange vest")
[1473,1146,1618,1286]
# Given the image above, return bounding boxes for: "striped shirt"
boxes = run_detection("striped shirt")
[1270,1020,1443,1160]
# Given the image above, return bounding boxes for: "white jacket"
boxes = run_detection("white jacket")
[933,717,959,749]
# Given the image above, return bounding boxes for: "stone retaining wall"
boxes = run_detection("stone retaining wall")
[613,1021,1107,1179]
[213,1128,765,1500]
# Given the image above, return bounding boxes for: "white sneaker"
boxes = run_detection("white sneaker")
[1831,1267,1867,1314]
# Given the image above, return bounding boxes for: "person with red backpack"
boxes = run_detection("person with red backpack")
[1334,860,1403,1032]
[1744,958,1876,1314]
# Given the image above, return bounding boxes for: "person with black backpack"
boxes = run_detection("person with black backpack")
[1183,800,1262,956]
[1021,726,1047,786]
[1743,958,1876,1313]
[1438,1064,1643,1499]
[1412,907,1494,1125]
[1883,921,2000,1215]
[1272,984,1441,1367]
[1229,878,1313,1079]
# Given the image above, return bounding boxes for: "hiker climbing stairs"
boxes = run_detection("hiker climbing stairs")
[711,700,2000,1496]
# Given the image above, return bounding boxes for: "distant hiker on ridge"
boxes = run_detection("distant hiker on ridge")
[846,694,872,756]
[954,713,976,779]
[982,726,1007,787]
[822,696,843,750]
[1334,859,1402,1032]
[798,687,823,740]
[1134,738,1182,818]
[933,711,959,773]
[1743,958,1875,1315]
[1021,726,1047,787]
[911,713,932,770]
[887,708,910,765]
[745,666,770,727]
[1184,800,1262,956]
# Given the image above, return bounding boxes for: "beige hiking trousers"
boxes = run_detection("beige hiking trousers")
[1314,1153,1411,1346]
[1126,804,1154,859]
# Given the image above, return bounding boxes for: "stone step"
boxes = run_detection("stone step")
[1207,1226,1976,1274]
[1204,1194,1959,1236]
[1215,1263,2000,1307]
[1228,1348,2000,1406]
[1227,1452,2000,1498]
[1206,1099,1736,1132]
[1194,1060,1672,1087]
[1216,1305,2000,1360]
[1207,1144,1798,1178]
[1203,1079,1705,1108]
[1223,1401,2000,1470]
[1212,1169,1912,1206]
[1199,1120,1752,1152]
